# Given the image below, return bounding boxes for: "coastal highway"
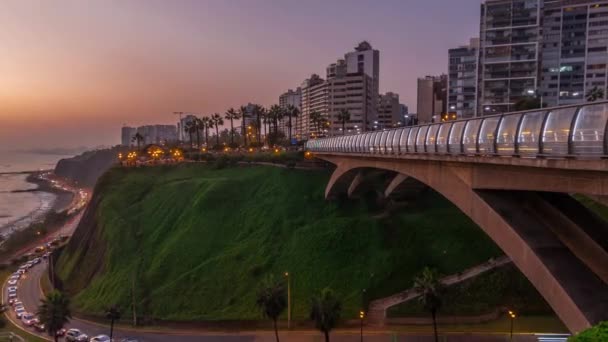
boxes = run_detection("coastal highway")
[3,262,546,342]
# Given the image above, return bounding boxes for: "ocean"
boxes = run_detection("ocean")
[0,151,72,238]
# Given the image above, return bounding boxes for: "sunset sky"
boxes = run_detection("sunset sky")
[0,0,480,149]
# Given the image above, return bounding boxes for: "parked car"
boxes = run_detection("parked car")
[90,335,112,342]
[34,322,45,332]
[120,338,139,342]
[8,279,18,285]
[11,300,23,308]
[34,246,45,253]
[7,286,17,291]
[21,313,37,326]
[75,333,89,342]
[8,292,17,299]
[32,257,41,264]
[15,307,26,318]
[66,329,88,342]
[56,328,67,337]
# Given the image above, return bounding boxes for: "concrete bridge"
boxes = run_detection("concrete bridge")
[305,102,608,333]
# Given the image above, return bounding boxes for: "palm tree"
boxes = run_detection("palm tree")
[105,305,121,340]
[224,108,240,146]
[239,105,249,146]
[253,104,265,144]
[310,288,341,342]
[414,267,444,342]
[285,105,299,144]
[337,109,351,135]
[256,276,287,342]
[184,120,196,149]
[201,116,211,147]
[36,290,71,342]
[131,132,144,150]
[211,113,224,147]
[194,117,204,149]
[310,111,322,138]
[586,86,605,102]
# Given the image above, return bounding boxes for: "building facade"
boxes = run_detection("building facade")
[448,38,480,119]
[178,114,197,143]
[417,75,447,123]
[121,126,137,146]
[279,88,301,137]
[377,92,402,129]
[298,74,328,139]
[478,0,542,115]
[541,0,608,107]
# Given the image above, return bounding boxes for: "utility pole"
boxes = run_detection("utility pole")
[284,272,291,329]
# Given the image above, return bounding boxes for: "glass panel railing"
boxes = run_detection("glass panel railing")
[479,117,500,155]
[517,110,546,156]
[572,103,608,155]
[437,123,452,154]
[542,107,577,155]
[426,124,441,153]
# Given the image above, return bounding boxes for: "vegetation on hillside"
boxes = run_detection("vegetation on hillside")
[57,164,545,322]
[569,321,608,341]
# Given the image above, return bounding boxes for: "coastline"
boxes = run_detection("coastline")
[0,170,74,239]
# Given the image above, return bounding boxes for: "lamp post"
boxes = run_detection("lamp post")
[508,310,516,341]
[284,272,291,329]
[359,310,365,342]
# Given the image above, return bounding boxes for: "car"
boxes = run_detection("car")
[75,333,89,342]
[21,313,37,326]
[8,286,17,292]
[56,328,67,337]
[8,298,17,305]
[8,279,17,285]
[65,329,84,342]
[34,322,45,332]
[17,269,26,275]
[8,292,17,299]
[90,335,112,342]
[15,307,26,318]
[11,300,22,308]
[34,246,45,253]
[32,257,41,264]
[10,274,20,280]
[119,338,139,342]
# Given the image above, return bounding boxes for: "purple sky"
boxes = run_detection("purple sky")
[0,0,481,148]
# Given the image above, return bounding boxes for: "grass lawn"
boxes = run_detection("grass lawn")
[56,164,550,322]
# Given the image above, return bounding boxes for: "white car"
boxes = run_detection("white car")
[21,313,37,326]
[10,274,20,280]
[15,307,26,318]
[66,329,85,342]
[7,286,17,291]
[11,300,22,308]
[8,279,17,285]
[90,335,112,342]
[8,292,17,299]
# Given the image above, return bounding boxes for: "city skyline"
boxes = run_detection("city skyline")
[0,0,480,149]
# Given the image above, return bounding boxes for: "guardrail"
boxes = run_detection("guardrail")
[306,101,608,158]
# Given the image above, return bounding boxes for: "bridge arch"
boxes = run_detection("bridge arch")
[320,154,608,333]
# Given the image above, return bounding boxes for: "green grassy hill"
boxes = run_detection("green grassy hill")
[56,163,541,322]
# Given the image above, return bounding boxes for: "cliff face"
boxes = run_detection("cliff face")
[54,147,119,187]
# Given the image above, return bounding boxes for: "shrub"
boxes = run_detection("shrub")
[569,321,608,341]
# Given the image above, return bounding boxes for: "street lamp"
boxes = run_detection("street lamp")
[527,89,544,108]
[284,272,291,329]
[508,310,516,341]
[359,310,365,342]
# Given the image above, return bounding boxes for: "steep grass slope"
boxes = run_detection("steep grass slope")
[57,164,508,321]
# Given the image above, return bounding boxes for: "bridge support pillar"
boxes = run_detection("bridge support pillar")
[384,173,408,198]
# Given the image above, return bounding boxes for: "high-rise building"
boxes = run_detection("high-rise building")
[299,74,328,139]
[178,114,197,142]
[298,41,381,139]
[279,88,301,137]
[417,75,447,123]
[448,38,480,119]
[121,126,137,146]
[377,92,402,129]
[478,0,542,115]
[541,0,608,107]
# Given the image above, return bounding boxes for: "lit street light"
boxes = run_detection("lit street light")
[359,310,365,342]
[508,310,516,341]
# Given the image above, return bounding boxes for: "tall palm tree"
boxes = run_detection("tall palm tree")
[201,116,212,147]
[131,132,144,150]
[36,290,71,342]
[184,120,196,149]
[224,108,240,146]
[253,104,265,144]
[414,267,444,342]
[586,86,605,102]
[194,117,204,149]
[211,113,224,147]
[310,288,341,342]
[105,305,121,340]
[256,276,287,342]
[285,105,299,144]
[239,105,249,146]
[337,109,351,135]
[310,111,322,138]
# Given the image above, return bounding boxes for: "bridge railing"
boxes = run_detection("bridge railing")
[305,101,608,158]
